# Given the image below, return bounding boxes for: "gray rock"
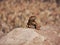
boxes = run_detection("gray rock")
[0,28,39,45]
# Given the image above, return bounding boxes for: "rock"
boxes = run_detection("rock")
[0,28,39,45]
[0,27,60,45]
[28,27,60,45]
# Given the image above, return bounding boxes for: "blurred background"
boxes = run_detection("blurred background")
[0,0,60,33]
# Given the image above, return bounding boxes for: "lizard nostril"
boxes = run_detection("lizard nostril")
[2,29,5,33]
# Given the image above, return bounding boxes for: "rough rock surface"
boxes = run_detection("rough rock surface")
[0,28,39,45]
[0,28,60,45]
[28,25,60,45]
